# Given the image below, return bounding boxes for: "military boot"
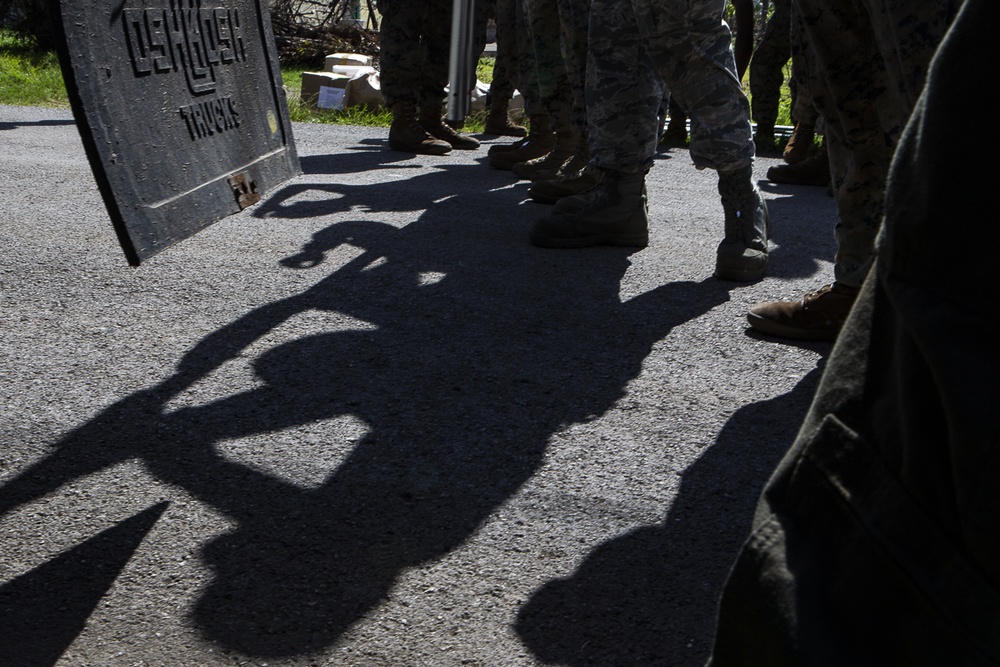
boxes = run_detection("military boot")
[418,102,480,150]
[528,165,603,204]
[389,101,451,155]
[529,169,648,248]
[484,99,527,137]
[487,113,548,156]
[488,136,528,157]
[782,121,815,164]
[715,165,770,281]
[767,142,830,186]
[489,114,555,169]
[511,130,580,180]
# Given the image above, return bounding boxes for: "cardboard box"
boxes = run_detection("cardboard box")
[324,53,374,70]
[329,64,377,79]
[344,71,385,109]
[300,71,352,110]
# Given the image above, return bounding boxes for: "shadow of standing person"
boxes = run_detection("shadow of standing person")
[516,366,825,666]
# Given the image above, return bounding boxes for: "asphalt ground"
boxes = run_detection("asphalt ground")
[0,103,838,667]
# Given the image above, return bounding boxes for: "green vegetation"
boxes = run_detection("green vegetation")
[280,66,394,126]
[0,32,70,107]
[282,64,494,133]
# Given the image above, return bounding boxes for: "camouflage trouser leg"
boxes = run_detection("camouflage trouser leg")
[379,0,453,107]
[587,0,753,173]
[556,0,591,139]
[640,0,754,172]
[748,0,790,131]
[587,0,754,171]
[788,5,818,127]
[524,0,574,131]
[585,0,664,173]
[794,0,956,286]
[709,6,992,664]
[491,0,519,103]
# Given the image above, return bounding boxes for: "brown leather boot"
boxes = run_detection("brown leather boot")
[388,101,451,155]
[488,114,555,170]
[783,122,816,164]
[767,143,830,186]
[484,99,527,137]
[747,282,860,341]
[418,102,480,150]
[528,165,603,204]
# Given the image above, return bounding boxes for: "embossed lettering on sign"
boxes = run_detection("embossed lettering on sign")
[179,95,242,139]
[123,1,247,97]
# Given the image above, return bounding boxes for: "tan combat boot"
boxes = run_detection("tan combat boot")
[489,114,555,169]
[484,99,527,137]
[419,102,480,150]
[782,122,815,164]
[529,169,648,248]
[388,101,451,155]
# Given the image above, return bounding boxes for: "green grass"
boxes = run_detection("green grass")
[0,32,71,107]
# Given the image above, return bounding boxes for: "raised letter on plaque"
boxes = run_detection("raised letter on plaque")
[52,0,301,265]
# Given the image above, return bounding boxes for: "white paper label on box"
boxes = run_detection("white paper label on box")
[318,85,346,110]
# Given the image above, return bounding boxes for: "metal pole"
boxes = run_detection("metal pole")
[446,0,476,123]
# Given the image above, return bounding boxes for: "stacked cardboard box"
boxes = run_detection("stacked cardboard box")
[299,53,383,111]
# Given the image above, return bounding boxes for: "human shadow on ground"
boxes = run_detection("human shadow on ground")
[0,157,736,658]
[516,365,825,666]
[755,184,838,281]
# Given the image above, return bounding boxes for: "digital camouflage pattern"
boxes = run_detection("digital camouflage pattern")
[522,0,574,133]
[586,0,754,174]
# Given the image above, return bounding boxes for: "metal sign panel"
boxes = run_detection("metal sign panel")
[53,0,301,265]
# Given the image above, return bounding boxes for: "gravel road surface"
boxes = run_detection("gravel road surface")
[0,103,837,667]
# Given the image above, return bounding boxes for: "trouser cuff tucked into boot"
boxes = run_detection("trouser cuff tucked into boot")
[715,165,770,282]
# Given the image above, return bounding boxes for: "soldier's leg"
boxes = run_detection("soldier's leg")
[528,0,660,248]
[748,0,791,149]
[488,0,557,164]
[415,0,482,149]
[641,0,766,280]
[781,4,819,164]
[746,0,954,340]
[508,0,581,179]
[711,5,994,662]
[380,1,452,154]
[486,0,529,136]
[378,0,426,107]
